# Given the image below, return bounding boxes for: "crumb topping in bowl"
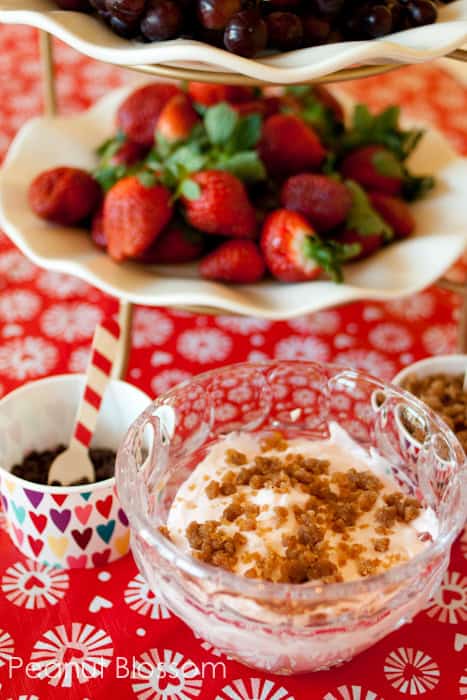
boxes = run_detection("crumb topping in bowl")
[166,423,437,585]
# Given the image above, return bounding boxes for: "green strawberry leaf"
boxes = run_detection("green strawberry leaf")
[137,170,157,188]
[372,149,404,178]
[341,104,424,161]
[93,164,126,192]
[204,102,238,146]
[216,151,266,183]
[402,171,435,201]
[179,178,201,201]
[305,237,361,283]
[346,180,394,240]
[285,85,310,98]
[166,144,207,175]
[229,114,262,152]
[96,131,126,161]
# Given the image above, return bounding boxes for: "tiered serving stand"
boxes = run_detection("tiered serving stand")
[1,3,467,376]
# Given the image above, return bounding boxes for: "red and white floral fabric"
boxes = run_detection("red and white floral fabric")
[0,25,466,699]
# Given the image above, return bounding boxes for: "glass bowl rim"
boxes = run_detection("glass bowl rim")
[118,360,466,604]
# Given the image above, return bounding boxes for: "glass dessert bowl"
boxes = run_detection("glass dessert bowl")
[116,361,467,674]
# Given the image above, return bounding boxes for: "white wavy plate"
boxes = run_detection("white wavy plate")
[0,84,466,320]
[0,0,467,82]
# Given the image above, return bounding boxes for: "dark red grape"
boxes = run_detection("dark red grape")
[266,11,303,50]
[110,14,141,35]
[312,0,345,18]
[55,0,92,9]
[224,9,267,57]
[198,0,242,30]
[89,0,107,10]
[105,0,146,20]
[302,14,331,45]
[406,0,438,26]
[140,0,184,40]
[363,4,393,36]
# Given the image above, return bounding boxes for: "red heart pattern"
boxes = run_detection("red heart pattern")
[71,528,92,551]
[29,511,47,534]
[96,495,113,519]
[27,536,43,558]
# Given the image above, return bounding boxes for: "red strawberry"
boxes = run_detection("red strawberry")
[140,220,204,264]
[335,229,383,261]
[200,239,265,283]
[260,209,322,282]
[109,140,149,167]
[368,192,415,239]
[281,174,352,233]
[258,114,326,177]
[103,176,173,262]
[156,94,199,143]
[341,145,404,196]
[29,167,101,225]
[232,95,301,119]
[91,204,106,249]
[187,82,254,107]
[182,170,257,239]
[116,83,181,146]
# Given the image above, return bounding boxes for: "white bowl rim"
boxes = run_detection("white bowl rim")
[393,354,467,386]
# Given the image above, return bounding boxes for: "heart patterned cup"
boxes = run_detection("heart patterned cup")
[0,374,150,568]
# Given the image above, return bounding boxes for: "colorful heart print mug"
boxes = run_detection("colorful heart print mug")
[0,374,150,568]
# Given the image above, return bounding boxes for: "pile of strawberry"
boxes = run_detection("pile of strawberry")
[28,81,434,284]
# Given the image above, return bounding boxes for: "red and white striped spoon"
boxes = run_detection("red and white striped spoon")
[48,319,121,486]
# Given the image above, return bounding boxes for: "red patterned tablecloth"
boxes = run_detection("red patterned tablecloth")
[0,26,466,699]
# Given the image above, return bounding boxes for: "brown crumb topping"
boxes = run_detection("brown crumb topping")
[183,436,424,585]
[402,372,467,453]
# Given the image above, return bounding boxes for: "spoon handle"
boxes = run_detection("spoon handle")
[71,319,121,451]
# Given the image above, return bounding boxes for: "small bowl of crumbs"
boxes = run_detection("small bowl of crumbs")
[0,374,150,568]
[393,354,467,456]
[116,361,467,674]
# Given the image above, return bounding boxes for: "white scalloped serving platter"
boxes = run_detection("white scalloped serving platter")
[0,84,466,319]
[0,0,467,82]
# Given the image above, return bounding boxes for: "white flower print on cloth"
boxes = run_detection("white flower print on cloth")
[2,561,69,610]
[0,629,14,669]
[460,666,467,696]
[177,329,232,364]
[151,351,174,367]
[274,336,330,363]
[422,325,457,356]
[37,270,89,299]
[424,570,467,624]
[0,250,36,282]
[0,290,41,323]
[384,647,440,694]
[133,309,174,349]
[386,292,436,321]
[131,648,202,700]
[216,678,294,700]
[124,574,171,620]
[151,369,192,396]
[334,349,396,380]
[0,337,58,380]
[323,687,383,700]
[30,623,113,688]
[41,303,102,342]
[68,346,90,373]
[368,323,412,353]
[287,310,341,335]
[215,316,271,335]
